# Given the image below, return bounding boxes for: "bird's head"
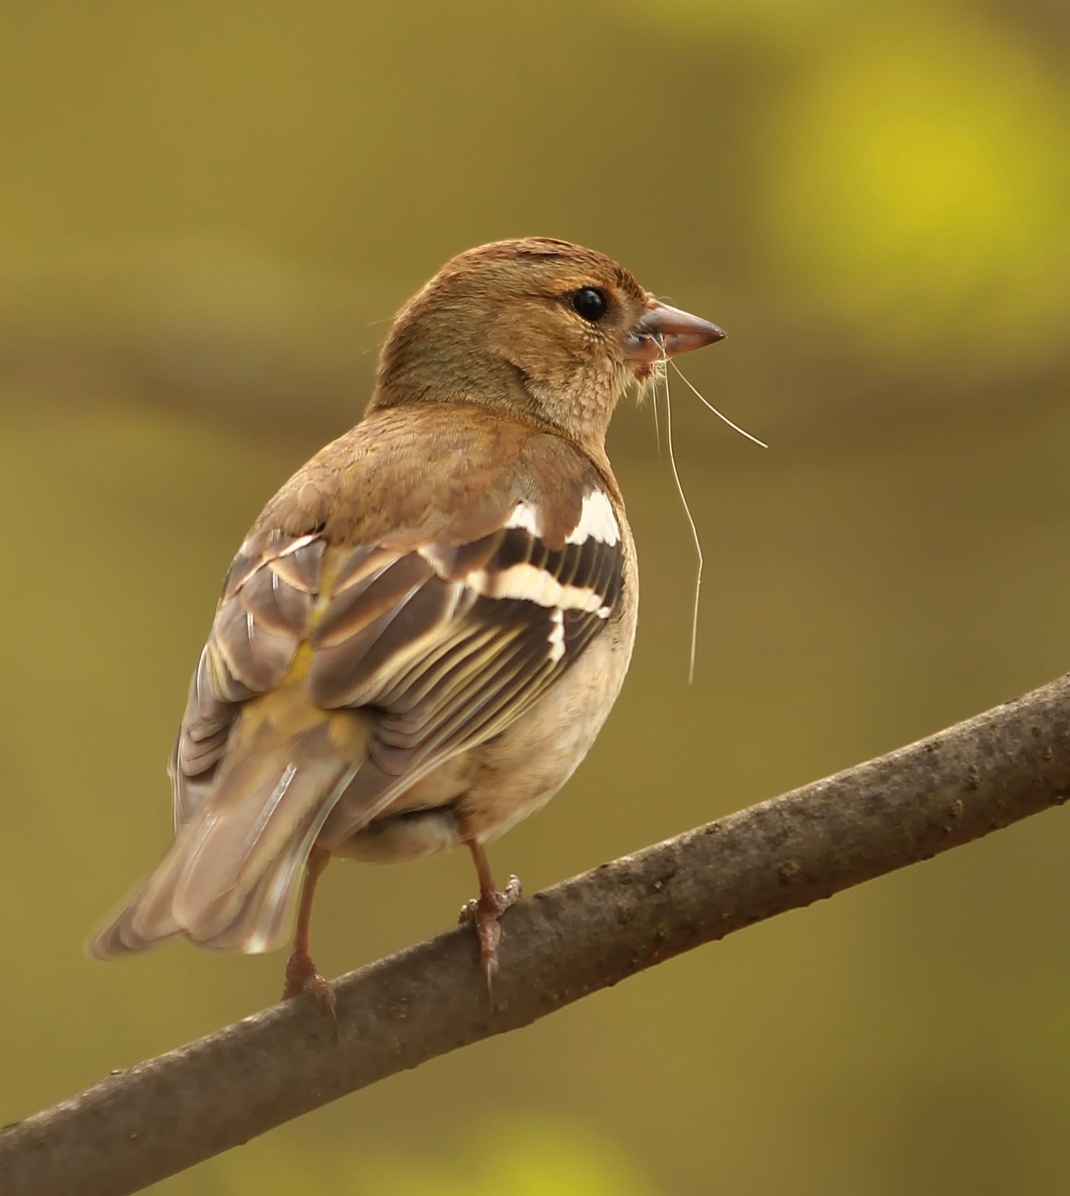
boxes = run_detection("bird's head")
[371,238,724,450]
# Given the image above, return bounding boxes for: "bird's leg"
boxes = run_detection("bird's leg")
[458,839,521,999]
[281,845,337,1033]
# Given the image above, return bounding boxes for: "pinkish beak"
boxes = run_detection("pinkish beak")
[625,300,725,366]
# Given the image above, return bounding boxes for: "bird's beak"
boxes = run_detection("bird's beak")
[625,300,726,366]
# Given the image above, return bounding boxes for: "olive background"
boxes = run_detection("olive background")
[1,2,1069,1193]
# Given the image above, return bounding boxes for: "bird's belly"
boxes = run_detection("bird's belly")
[335,616,634,865]
[330,754,474,863]
[456,633,625,844]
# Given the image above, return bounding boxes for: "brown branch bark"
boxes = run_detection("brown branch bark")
[4,674,1070,1196]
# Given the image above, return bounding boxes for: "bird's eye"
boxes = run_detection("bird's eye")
[570,287,609,323]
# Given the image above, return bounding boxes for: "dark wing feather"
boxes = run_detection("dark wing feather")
[305,501,624,846]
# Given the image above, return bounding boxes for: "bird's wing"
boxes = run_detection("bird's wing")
[306,480,626,845]
[92,439,625,957]
[176,478,625,833]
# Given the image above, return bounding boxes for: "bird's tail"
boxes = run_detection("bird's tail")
[88,704,370,958]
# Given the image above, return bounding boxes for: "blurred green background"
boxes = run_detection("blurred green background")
[1,1,1069,1192]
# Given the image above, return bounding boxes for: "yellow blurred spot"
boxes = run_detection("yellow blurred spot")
[353,1115,662,1196]
[209,1115,662,1196]
[762,11,1070,358]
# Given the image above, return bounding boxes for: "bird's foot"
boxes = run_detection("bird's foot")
[281,948,338,1038]
[459,873,522,999]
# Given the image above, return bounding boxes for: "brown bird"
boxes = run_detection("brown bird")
[89,238,724,1016]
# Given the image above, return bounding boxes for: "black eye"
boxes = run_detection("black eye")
[570,287,609,323]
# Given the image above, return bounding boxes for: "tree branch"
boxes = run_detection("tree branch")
[4,674,1069,1196]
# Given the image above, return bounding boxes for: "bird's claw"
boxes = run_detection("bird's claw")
[459,874,522,999]
[281,949,338,1039]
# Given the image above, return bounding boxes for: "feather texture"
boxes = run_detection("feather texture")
[92,710,370,955]
[90,407,626,957]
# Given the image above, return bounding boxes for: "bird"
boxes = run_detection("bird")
[88,238,725,1018]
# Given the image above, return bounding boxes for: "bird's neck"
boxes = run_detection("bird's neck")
[368,371,619,464]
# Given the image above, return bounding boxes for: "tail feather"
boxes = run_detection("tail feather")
[89,711,368,959]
